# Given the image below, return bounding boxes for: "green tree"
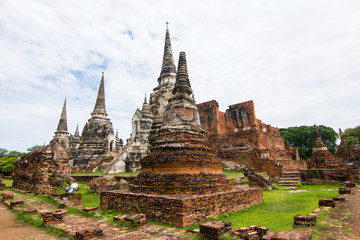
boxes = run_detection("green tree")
[26,144,43,152]
[279,125,338,159]
[6,151,23,159]
[0,156,17,172]
[341,126,360,148]
[0,148,8,158]
[0,149,23,173]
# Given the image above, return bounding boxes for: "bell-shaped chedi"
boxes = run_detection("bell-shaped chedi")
[54,98,69,139]
[101,52,263,227]
[131,52,233,195]
[310,125,335,168]
[158,22,177,85]
[149,23,177,143]
[13,100,70,194]
[72,72,117,172]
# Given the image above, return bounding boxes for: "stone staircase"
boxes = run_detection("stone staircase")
[278,171,301,186]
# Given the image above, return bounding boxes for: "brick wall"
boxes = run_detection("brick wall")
[101,187,263,227]
[196,100,305,176]
[13,140,70,194]
[299,169,351,183]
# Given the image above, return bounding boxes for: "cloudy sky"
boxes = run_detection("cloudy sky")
[1,0,359,152]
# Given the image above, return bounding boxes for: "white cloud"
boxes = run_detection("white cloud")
[0,0,360,151]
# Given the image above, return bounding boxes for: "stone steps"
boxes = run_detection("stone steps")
[278,171,300,186]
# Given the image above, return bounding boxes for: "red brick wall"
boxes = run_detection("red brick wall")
[197,100,227,134]
[196,100,304,176]
[225,100,257,130]
[101,188,263,227]
[196,100,286,151]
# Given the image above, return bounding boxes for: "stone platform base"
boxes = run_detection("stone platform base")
[100,187,263,227]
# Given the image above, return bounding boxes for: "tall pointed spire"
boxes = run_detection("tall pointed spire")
[91,72,108,119]
[142,93,153,119]
[339,128,343,142]
[57,98,68,132]
[158,22,176,85]
[144,93,147,104]
[314,125,321,139]
[54,98,69,138]
[74,124,80,137]
[173,51,192,96]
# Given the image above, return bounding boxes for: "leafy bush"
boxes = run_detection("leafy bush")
[0,156,18,172]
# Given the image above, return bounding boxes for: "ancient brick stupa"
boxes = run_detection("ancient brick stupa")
[101,52,263,227]
[72,72,117,172]
[309,125,335,168]
[13,99,70,194]
[131,52,232,195]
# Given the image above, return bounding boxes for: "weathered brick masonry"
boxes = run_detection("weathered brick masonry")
[197,100,304,178]
[101,187,263,227]
[101,52,263,227]
[300,125,359,183]
[13,139,70,194]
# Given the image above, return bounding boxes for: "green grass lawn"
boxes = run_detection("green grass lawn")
[185,184,341,231]
[70,171,104,175]
[6,169,342,232]
[60,177,340,232]
[76,181,101,207]
[4,175,342,232]
[2,179,13,187]
[108,172,140,176]
[54,181,100,207]
[222,170,244,179]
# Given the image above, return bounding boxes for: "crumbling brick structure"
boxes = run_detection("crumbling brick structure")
[89,176,119,194]
[101,52,263,227]
[75,228,103,240]
[300,125,358,183]
[307,125,336,168]
[13,139,70,194]
[336,128,360,162]
[196,100,305,178]
[12,100,70,194]
[199,221,232,240]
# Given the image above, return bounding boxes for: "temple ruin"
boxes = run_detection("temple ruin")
[300,125,360,183]
[104,96,153,173]
[197,100,305,179]
[71,73,121,173]
[100,52,263,227]
[105,23,303,178]
[13,100,71,194]
[105,23,176,173]
[13,72,123,183]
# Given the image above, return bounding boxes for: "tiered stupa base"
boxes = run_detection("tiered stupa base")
[100,187,263,227]
[100,51,264,227]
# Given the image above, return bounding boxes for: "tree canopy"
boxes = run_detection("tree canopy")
[0,145,43,173]
[27,144,43,152]
[279,125,338,159]
[341,126,360,148]
[0,148,8,158]
[0,148,23,173]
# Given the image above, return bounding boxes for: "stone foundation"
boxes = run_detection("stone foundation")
[300,169,351,183]
[100,187,263,227]
[60,193,82,205]
[200,221,232,240]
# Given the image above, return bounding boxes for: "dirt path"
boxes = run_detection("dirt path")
[317,188,360,239]
[0,204,59,240]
